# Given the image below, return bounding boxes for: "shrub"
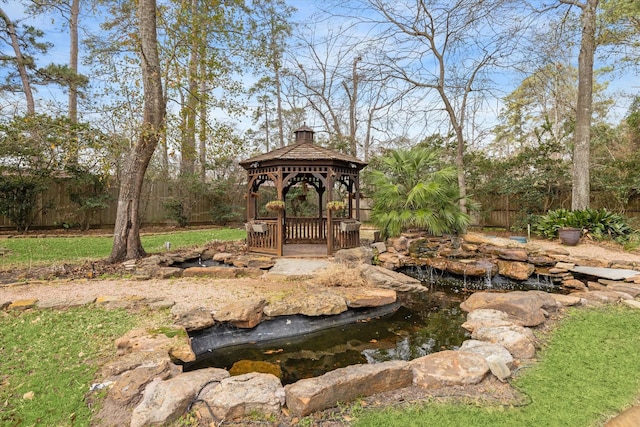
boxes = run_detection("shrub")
[533,208,637,243]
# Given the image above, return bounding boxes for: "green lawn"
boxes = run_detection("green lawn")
[0,227,246,268]
[355,305,640,426]
[0,307,141,426]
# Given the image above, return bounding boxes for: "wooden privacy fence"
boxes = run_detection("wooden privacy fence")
[474,193,640,229]
[3,182,640,231]
[0,179,221,230]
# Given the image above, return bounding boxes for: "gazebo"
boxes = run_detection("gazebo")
[239,126,368,256]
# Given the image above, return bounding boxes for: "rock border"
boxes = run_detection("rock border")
[3,235,640,425]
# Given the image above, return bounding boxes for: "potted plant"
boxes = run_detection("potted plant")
[340,220,361,232]
[558,227,582,246]
[326,201,346,212]
[251,222,269,233]
[265,200,285,212]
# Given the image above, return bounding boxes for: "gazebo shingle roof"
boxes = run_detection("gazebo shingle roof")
[239,141,367,169]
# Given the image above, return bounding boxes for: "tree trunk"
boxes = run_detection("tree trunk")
[68,0,79,124]
[0,7,35,115]
[571,0,598,210]
[108,0,165,263]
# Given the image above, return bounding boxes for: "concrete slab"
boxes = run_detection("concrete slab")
[570,266,640,281]
[267,258,332,277]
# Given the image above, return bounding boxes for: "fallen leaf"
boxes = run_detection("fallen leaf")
[369,339,378,343]
[23,391,34,400]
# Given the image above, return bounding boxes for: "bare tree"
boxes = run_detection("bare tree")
[358,0,524,214]
[108,0,165,262]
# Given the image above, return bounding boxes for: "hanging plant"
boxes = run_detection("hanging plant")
[326,201,346,211]
[265,200,285,212]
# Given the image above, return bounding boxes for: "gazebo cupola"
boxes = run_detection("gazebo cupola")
[239,125,367,256]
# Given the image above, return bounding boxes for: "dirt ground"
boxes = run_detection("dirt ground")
[1,232,639,425]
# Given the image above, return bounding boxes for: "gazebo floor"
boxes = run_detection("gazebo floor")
[282,244,329,258]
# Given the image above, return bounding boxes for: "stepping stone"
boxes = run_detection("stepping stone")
[570,266,640,281]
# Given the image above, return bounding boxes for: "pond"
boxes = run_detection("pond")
[183,287,469,385]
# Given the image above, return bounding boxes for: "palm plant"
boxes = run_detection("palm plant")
[364,147,471,239]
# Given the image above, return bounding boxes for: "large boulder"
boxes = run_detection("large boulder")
[358,264,425,293]
[107,359,181,406]
[460,291,558,327]
[214,298,266,328]
[334,247,374,267]
[497,260,535,281]
[196,373,285,421]
[410,350,489,389]
[285,360,412,416]
[263,292,347,317]
[338,288,397,308]
[130,368,229,427]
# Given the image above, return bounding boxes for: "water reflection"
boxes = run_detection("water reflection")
[184,289,469,385]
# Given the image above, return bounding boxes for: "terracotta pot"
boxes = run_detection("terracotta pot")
[558,227,581,246]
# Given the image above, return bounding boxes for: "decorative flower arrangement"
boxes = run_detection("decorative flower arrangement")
[326,201,346,211]
[265,200,285,211]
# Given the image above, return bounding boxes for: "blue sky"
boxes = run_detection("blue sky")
[1,0,638,141]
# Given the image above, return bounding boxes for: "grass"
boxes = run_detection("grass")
[0,307,140,426]
[0,227,246,269]
[355,305,640,426]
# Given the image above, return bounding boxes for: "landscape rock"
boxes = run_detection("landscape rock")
[441,259,494,277]
[115,327,195,363]
[486,354,512,381]
[563,278,587,291]
[8,299,38,310]
[471,326,536,359]
[130,368,229,427]
[410,350,489,389]
[285,360,412,416]
[526,255,556,266]
[571,290,631,305]
[388,236,409,252]
[212,252,233,262]
[371,241,387,254]
[358,264,425,293]
[173,307,215,331]
[622,300,640,309]
[460,291,556,327]
[497,260,535,281]
[483,246,529,262]
[107,359,181,406]
[196,373,285,421]
[376,251,404,269]
[605,405,640,427]
[603,282,640,298]
[155,266,183,279]
[339,288,397,308]
[334,247,374,267]
[459,339,514,368]
[461,309,516,333]
[37,296,96,309]
[214,298,266,328]
[182,266,237,279]
[263,292,347,317]
[549,293,582,306]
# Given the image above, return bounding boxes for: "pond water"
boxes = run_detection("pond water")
[184,288,469,385]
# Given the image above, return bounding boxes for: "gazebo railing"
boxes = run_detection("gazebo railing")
[246,219,279,255]
[285,217,326,244]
